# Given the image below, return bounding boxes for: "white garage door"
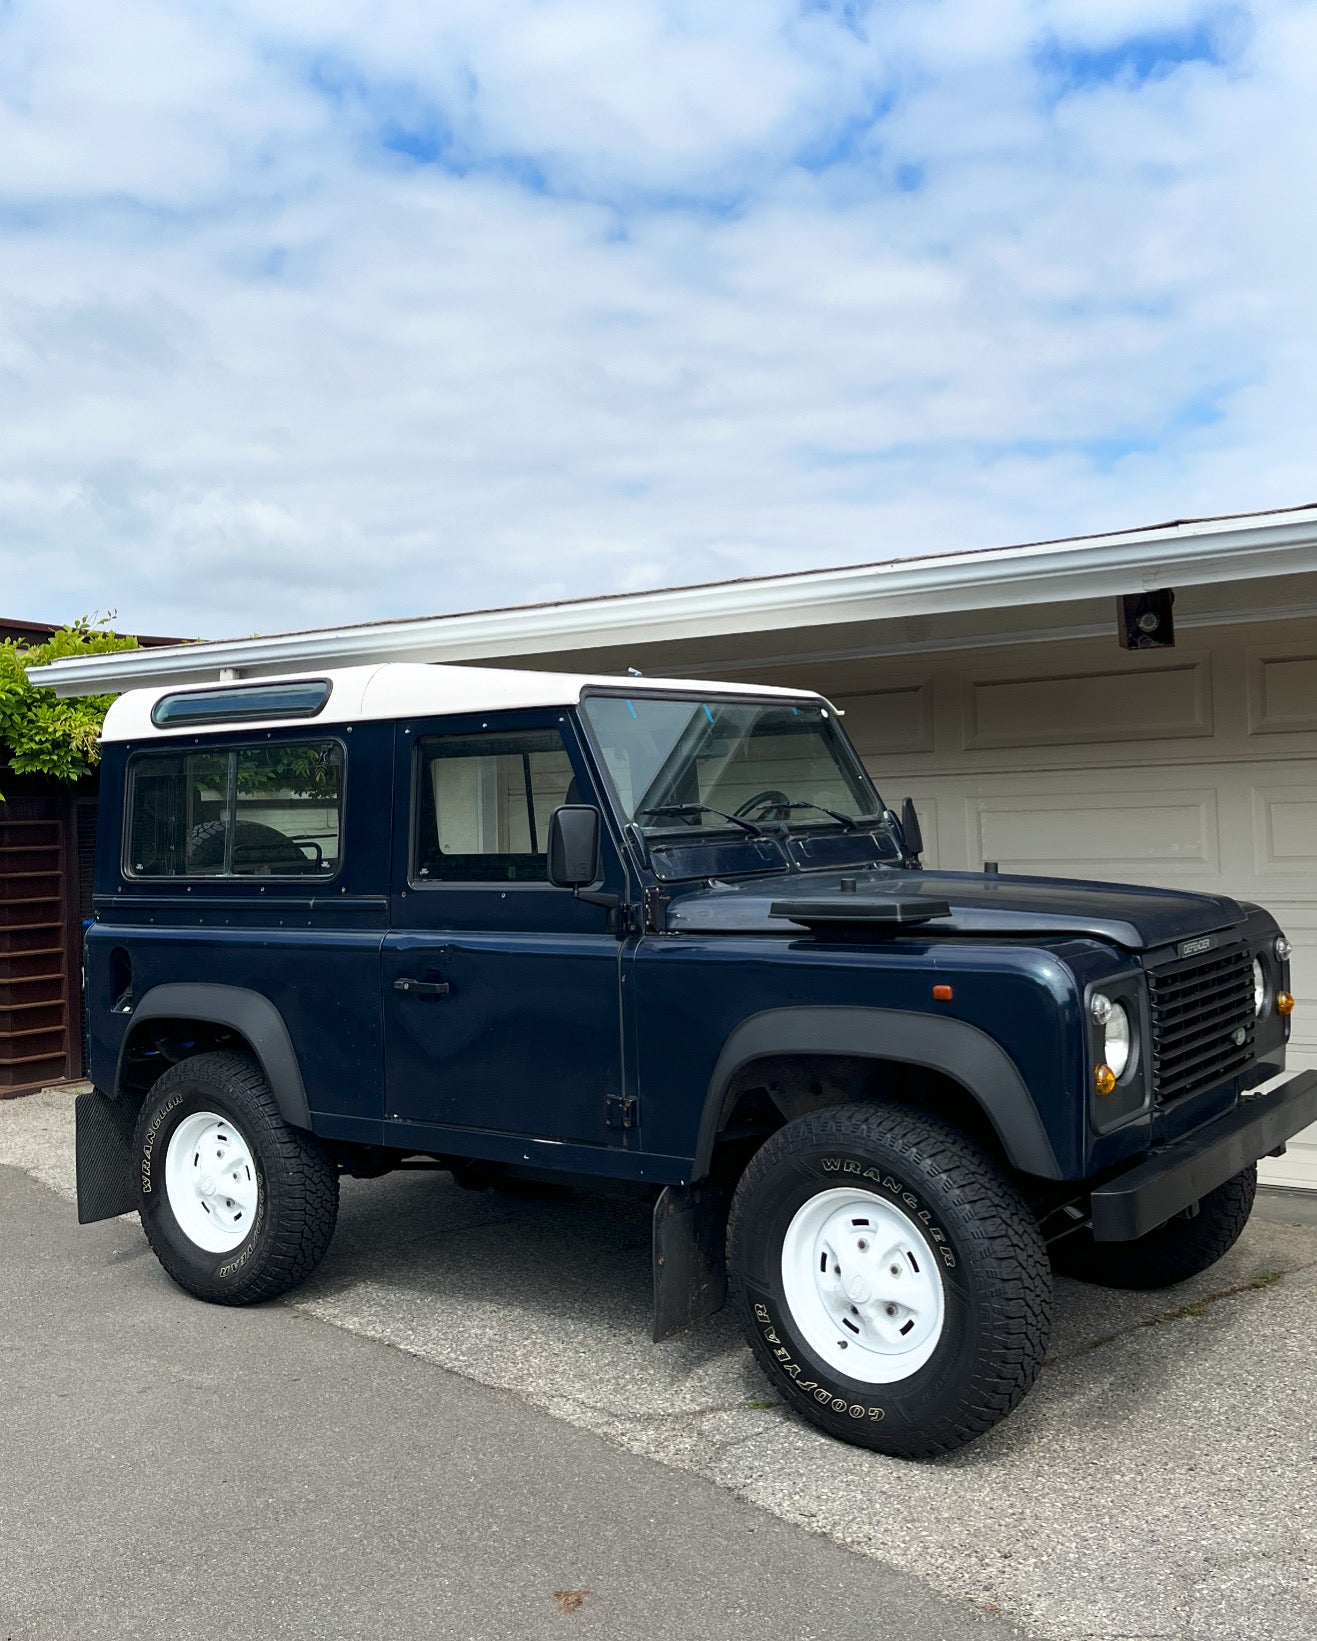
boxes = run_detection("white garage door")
[825,615,1317,1190]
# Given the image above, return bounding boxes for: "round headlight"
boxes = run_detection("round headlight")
[1275,935,1292,963]
[1104,1002,1132,1079]
[1254,957,1268,1017]
[1090,993,1113,1026]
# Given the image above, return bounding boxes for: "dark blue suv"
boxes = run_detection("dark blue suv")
[75,663,1315,1457]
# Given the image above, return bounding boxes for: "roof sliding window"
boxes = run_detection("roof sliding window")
[150,680,332,729]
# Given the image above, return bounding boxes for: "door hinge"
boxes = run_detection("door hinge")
[606,1094,638,1130]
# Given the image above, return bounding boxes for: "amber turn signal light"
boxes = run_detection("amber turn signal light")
[933,984,953,1001]
[1095,1064,1117,1096]
[1277,991,1295,1017]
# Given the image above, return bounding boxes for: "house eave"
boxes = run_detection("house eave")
[27,505,1317,697]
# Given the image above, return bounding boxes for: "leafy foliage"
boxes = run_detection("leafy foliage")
[0,618,139,797]
[237,743,343,799]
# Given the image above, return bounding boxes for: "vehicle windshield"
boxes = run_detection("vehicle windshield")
[579,694,884,837]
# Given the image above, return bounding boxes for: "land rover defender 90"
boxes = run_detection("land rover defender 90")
[72,663,1315,1457]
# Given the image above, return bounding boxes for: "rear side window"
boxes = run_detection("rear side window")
[126,742,345,879]
[413,729,577,883]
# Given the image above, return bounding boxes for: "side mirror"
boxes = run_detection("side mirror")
[900,797,924,859]
[547,805,601,889]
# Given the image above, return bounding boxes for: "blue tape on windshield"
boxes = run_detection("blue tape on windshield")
[626,699,637,717]
[703,705,714,724]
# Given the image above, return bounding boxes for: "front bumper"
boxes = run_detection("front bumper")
[1090,1070,1317,1241]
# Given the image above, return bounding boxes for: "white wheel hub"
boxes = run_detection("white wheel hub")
[164,1110,259,1254]
[780,1187,946,1384]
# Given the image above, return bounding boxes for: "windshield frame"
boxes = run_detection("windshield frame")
[576,686,892,877]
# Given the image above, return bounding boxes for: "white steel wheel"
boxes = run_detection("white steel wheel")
[780,1186,946,1384]
[163,1109,260,1255]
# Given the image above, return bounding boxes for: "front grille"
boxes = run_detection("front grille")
[1147,944,1255,1104]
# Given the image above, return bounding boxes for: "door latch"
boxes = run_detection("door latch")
[393,978,451,998]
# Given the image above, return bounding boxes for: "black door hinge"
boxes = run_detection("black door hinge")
[606,1094,638,1130]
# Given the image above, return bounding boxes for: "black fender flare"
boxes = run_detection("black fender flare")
[692,1005,1062,1181]
[114,982,312,1131]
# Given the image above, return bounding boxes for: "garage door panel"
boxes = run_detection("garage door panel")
[1247,648,1317,735]
[1274,911,1317,1057]
[963,660,1213,751]
[1251,782,1317,877]
[836,683,934,756]
[968,788,1217,878]
[1264,904,1317,1187]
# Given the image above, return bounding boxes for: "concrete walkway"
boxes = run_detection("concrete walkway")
[5,1086,1317,1640]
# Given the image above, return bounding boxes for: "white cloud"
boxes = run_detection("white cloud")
[0,0,1314,637]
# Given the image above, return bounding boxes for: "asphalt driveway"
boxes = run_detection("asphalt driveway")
[5,1086,1317,1640]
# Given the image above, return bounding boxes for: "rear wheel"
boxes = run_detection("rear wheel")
[1054,1166,1256,1290]
[727,1103,1052,1458]
[133,1051,338,1305]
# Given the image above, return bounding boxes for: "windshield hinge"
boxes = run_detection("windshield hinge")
[643,887,671,933]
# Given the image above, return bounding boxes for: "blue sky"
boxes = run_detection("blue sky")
[0,0,1313,637]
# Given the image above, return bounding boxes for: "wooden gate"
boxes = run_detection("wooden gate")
[0,795,84,1096]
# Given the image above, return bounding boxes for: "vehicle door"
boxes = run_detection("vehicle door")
[382,710,629,1149]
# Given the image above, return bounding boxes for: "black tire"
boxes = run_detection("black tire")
[1053,1166,1256,1290]
[133,1051,339,1305]
[727,1104,1052,1459]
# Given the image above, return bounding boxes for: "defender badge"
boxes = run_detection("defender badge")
[1179,935,1213,958]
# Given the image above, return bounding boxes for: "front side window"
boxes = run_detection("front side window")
[579,695,881,836]
[413,729,577,883]
[126,742,344,878]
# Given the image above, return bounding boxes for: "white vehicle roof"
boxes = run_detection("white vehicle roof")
[100,662,828,742]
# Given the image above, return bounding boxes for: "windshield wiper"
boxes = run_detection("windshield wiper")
[770,801,861,831]
[636,802,772,838]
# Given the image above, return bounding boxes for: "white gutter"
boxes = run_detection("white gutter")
[27,505,1317,697]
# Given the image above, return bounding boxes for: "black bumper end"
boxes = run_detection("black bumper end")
[1091,1070,1317,1242]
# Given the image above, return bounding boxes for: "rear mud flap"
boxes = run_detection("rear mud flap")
[75,1089,140,1224]
[652,1183,730,1342]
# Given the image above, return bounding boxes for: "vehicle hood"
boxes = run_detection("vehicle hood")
[663,866,1248,952]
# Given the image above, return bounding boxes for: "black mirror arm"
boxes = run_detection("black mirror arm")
[574,888,621,911]
[573,886,624,935]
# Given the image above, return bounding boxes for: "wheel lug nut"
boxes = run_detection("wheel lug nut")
[890,1265,900,1276]
[885,1305,896,1317]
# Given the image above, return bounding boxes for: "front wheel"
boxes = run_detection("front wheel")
[1053,1166,1256,1290]
[727,1104,1052,1459]
[133,1051,339,1305]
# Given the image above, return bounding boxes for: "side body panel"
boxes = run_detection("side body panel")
[627,932,1137,1182]
[87,724,394,1128]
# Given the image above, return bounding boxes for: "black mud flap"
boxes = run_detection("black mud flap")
[652,1183,730,1342]
[75,1089,140,1224]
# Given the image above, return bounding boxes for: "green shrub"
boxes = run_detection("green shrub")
[0,617,139,798]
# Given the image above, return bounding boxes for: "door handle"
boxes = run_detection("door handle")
[394,977,451,998]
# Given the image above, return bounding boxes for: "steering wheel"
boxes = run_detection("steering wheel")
[733,788,791,820]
